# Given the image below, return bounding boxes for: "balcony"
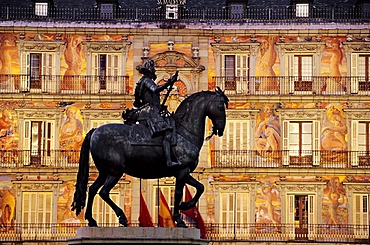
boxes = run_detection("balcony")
[211,150,370,168]
[0,223,368,243]
[213,76,370,96]
[0,6,368,25]
[0,75,129,95]
[1,149,369,169]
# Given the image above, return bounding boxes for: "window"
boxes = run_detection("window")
[287,194,315,239]
[214,119,250,166]
[293,55,313,92]
[289,121,312,154]
[92,192,120,225]
[28,53,54,91]
[22,192,52,223]
[153,185,175,224]
[357,122,370,165]
[220,192,248,223]
[229,3,244,19]
[289,121,313,165]
[358,55,370,91]
[354,194,369,237]
[219,192,248,237]
[222,54,249,94]
[92,53,121,93]
[100,3,114,19]
[166,5,178,19]
[35,2,48,16]
[295,3,309,17]
[24,120,54,166]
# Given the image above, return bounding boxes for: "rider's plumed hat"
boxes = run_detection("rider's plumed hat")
[137,59,156,77]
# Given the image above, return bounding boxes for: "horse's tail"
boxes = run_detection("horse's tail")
[71,128,95,216]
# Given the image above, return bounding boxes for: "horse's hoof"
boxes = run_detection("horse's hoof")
[119,217,128,227]
[88,220,98,227]
[176,222,188,228]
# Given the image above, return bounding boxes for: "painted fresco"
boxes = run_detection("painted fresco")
[60,106,84,163]
[255,36,279,91]
[255,177,281,230]
[0,176,15,231]
[0,104,17,152]
[322,176,348,225]
[254,104,281,160]
[58,180,81,224]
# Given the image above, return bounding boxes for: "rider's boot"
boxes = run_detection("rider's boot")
[163,131,181,168]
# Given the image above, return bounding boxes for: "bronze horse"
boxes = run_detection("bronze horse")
[71,88,228,227]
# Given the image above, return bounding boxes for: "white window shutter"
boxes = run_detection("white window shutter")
[351,53,358,93]
[351,120,359,166]
[282,120,290,165]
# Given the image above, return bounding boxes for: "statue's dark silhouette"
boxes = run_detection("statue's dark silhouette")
[133,59,180,168]
[71,65,228,228]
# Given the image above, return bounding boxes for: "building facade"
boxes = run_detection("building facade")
[0,0,369,243]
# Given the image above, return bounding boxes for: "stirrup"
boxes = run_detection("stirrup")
[167,161,181,167]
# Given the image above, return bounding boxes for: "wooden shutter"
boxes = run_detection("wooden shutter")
[287,194,295,239]
[282,120,290,165]
[312,120,320,166]
[352,120,359,166]
[308,195,316,239]
[351,53,359,93]
[20,53,30,91]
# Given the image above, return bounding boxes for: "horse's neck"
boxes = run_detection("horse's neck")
[175,99,207,148]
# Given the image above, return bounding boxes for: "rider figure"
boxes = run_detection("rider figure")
[134,59,180,168]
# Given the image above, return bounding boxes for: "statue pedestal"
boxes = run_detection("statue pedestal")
[68,227,208,245]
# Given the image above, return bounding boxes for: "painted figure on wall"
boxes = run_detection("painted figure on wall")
[255,36,278,91]
[255,179,281,233]
[323,39,345,93]
[58,180,81,223]
[322,176,347,225]
[0,36,18,90]
[60,107,83,162]
[62,35,84,90]
[0,187,15,232]
[254,104,281,159]
[321,106,347,151]
[0,107,17,154]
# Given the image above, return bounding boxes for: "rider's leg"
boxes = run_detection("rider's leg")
[163,130,180,167]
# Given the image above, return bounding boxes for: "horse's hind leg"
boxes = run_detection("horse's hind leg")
[85,174,107,227]
[99,174,128,227]
[179,174,204,211]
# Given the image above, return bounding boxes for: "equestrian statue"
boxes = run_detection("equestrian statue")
[71,59,229,228]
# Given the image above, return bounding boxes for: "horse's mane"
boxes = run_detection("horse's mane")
[174,91,215,120]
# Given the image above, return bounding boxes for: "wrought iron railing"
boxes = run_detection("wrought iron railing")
[0,6,368,24]
[211,150,370,168]
[0,223,368,243]
[0,75,369,96]
[0,75,129,95]
[1,149,369,169]
[213,76,370,96]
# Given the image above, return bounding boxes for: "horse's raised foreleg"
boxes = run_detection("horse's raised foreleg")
[173,168,189,228]
[179,174,204,211]
[85,174,107,227]
[99,174,128,227]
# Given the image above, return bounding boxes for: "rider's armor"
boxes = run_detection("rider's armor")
[132,59,180,167]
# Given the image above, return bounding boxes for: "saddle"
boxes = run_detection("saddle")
[122,108,177,146]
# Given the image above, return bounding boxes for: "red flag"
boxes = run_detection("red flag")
[159,190,175,227]
[139,192,154,227]
[181,185,206,238]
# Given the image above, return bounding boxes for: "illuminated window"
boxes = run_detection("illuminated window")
[35,2,48,16]
[289,121,313,156]
[22,192,52,223]
[296,3,309,17]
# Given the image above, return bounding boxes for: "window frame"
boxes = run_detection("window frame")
[35,2,48,16]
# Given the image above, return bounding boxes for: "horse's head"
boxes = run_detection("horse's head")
[206,87,229,137]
